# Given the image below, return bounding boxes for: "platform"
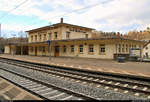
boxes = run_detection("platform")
[0,54,150,77]
[0,77,42,100]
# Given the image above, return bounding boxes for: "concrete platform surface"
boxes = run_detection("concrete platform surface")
[0,77,42,100]
[0,54,150,77]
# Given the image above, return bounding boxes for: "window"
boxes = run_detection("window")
[146,47,148,50]
[49,33,52,40]
[30,47,33,52]
[134,45,136,48]
[63,45,66,53]
[31,36,33,42]
[54,32,58,39]
[75,28,78,32]
[146,52,149,58]
[43,46,45,52]
[71,45,74,52]
[44,34,46,41]
[85,34,88,39]
[39,35,42,41]
[122,44,124,52]
[132,45,134,48]
[100,44,105,53]
[89,44,94,53]
[129,45,131,51]
[118,44,121,53]
[35,35,37,41]
[72,27,75,31]
[126,44,128,52]
[39,46,42,52]
[79,45,83,53]
[66,32,70,39]
[69,28,73,31]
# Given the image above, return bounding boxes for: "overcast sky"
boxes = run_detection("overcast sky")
[0,0,150,37]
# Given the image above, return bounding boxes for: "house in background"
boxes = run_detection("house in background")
[4,18,146,60]
[143,40,150,58]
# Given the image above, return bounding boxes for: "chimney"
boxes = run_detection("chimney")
[60,18,63,23]
[117,32,120,37]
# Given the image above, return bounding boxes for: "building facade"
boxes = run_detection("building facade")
[4,18,145,59]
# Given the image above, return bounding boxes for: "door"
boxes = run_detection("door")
[35,46,37,56]
[55,46,59,57]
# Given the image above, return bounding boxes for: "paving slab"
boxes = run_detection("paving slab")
[0,77,42,100]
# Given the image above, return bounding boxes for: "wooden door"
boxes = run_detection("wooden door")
[35,46,37,56]
[55,46,59,57]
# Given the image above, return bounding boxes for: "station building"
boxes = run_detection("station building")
[4,18,145,59]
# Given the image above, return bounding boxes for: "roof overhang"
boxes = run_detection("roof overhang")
[26,37,146,46]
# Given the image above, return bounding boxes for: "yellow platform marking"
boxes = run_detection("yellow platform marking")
[121,71,131,74]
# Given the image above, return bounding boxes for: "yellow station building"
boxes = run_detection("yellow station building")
[4,18,145,59]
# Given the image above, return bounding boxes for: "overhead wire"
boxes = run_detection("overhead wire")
[0,0,29,21]
[1,1,102,35]
[0,0,29,37]
[23,2,102,31]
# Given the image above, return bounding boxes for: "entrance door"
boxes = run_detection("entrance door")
[35,46,37,56]
[55,46,59,57]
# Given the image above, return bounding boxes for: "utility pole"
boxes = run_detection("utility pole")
[48,22,54,60]
[0,24,1,38]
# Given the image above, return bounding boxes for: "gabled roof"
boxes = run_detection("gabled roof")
[26,23,95,33]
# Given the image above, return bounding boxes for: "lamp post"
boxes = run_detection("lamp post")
[48,25,54,60]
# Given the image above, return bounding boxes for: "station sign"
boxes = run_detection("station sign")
[47,40,51,46]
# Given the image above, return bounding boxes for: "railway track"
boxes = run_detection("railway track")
[0,69,94,100]
[0,57,150,99]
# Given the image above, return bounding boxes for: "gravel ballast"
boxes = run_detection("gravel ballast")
[0,62,145,100]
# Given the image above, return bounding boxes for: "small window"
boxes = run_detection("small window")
[49,33,52,40]
[30,47,33,52]
[75,29,78,32]
[63,45,66,53]
[126,44,128,52]
[129,45,131,50]
[66,32,70,39]
[39,46,42,52]
[89,44,94,53]
[118,44,121,53]
[44,34,46,41]
[122,44,124,52]
[35,35,37,41]
[54,32,58,39]
[79,45,83,53]
[134,45,136,48]
[132,45,134,48]
[85,34,88,39]
[71,45,74,52]
[43,46,45,52]
[69,28,73,31]
[72,28,75,31]
[100,44,105,53]
[31,36,33,42]
[39,35,42,41]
